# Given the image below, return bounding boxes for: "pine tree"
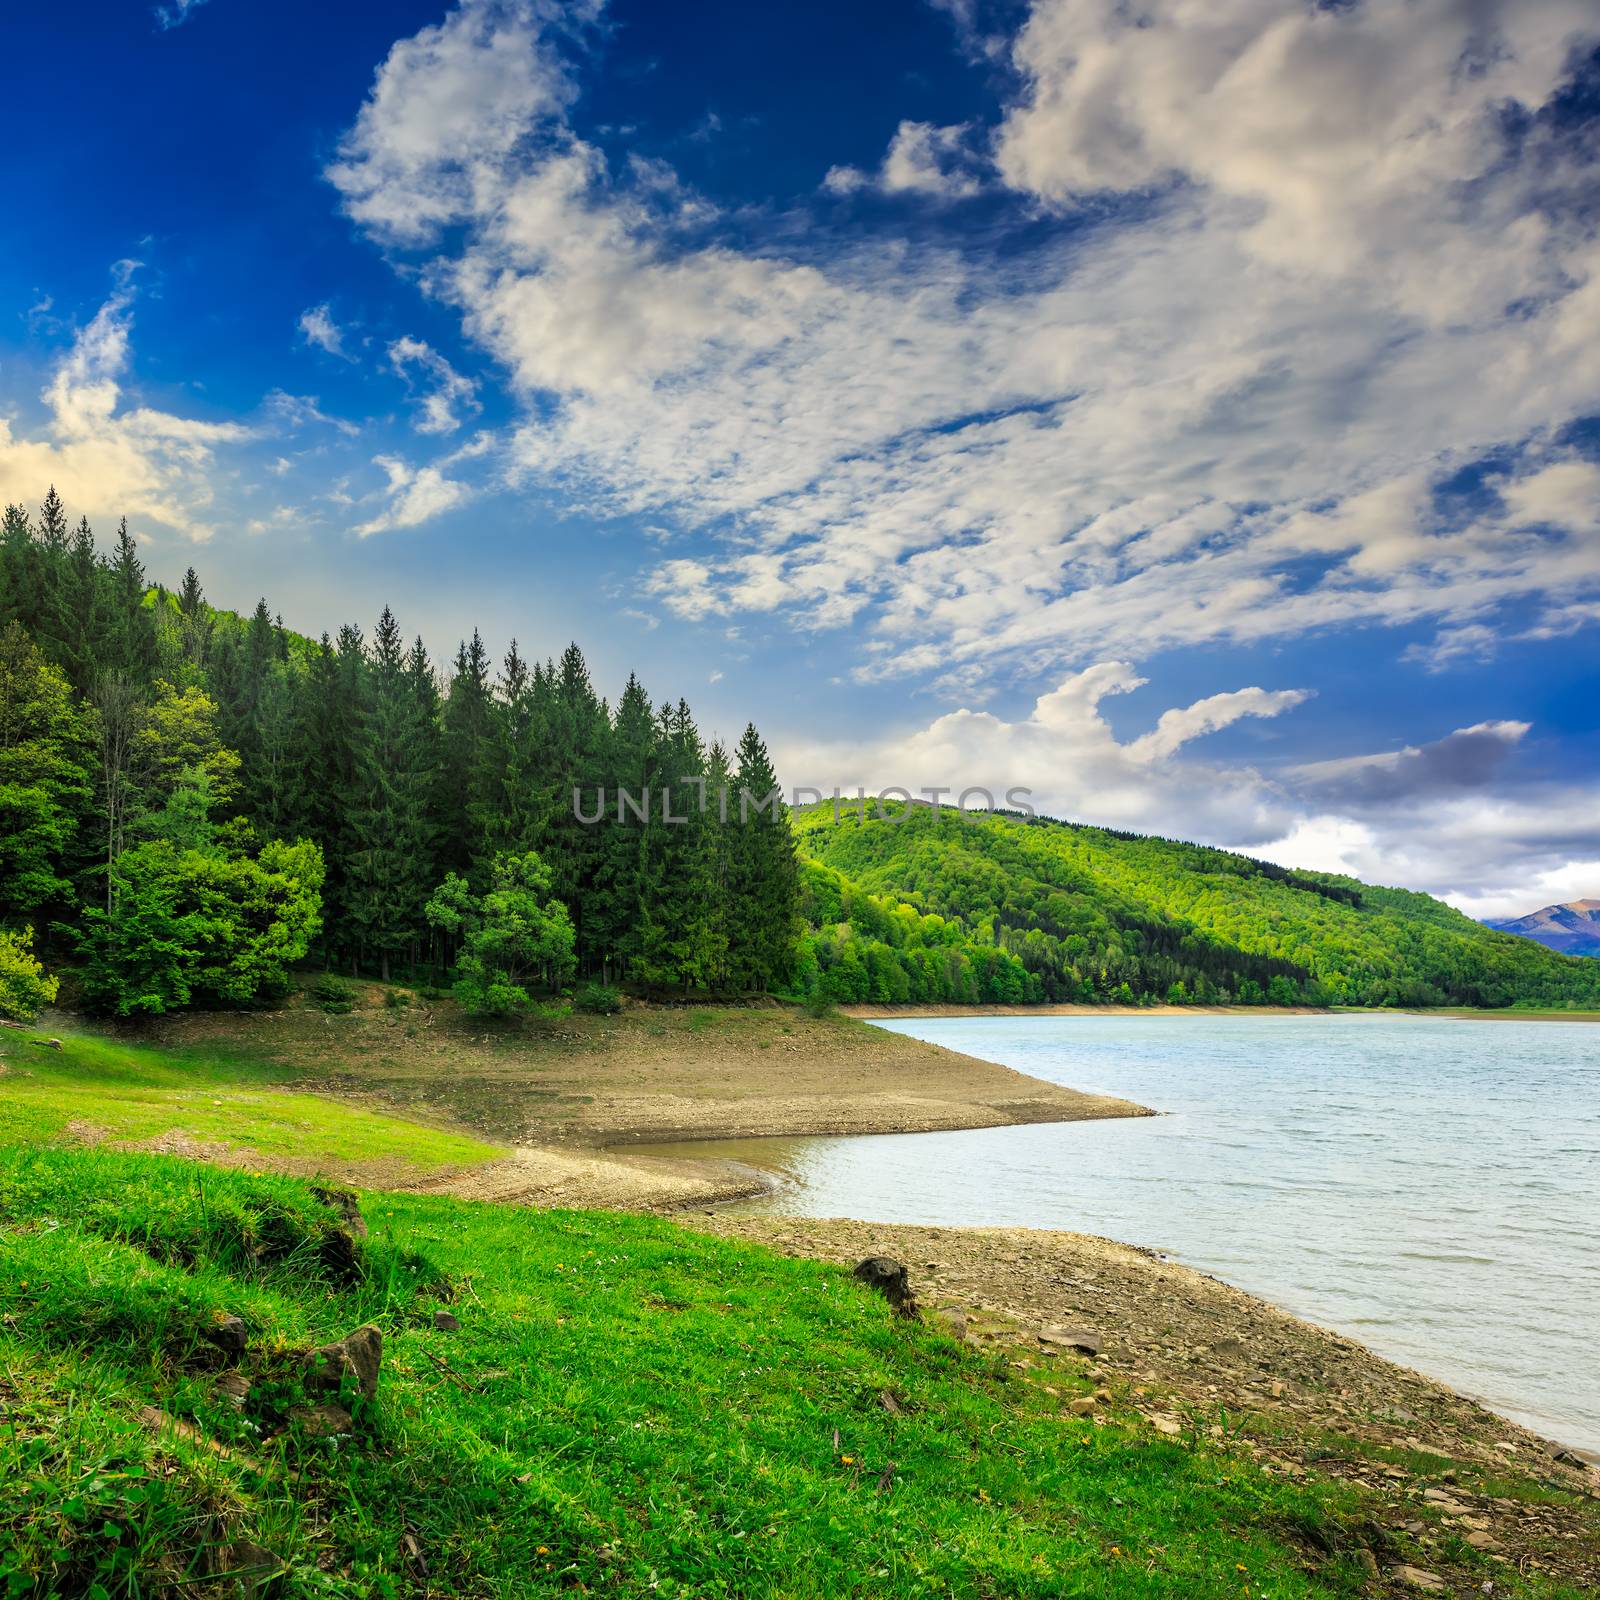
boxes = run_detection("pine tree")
[345,609,438,980]
[728,723,799,992]
[175,566,214,679]
[108,519,159,684]
[440,630,495,876]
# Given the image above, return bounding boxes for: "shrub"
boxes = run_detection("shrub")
[0,926,58,1021]
[572,982,623,1015]
[311,975,355,1014]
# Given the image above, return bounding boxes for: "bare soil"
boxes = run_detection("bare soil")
[151,990,1146,1209]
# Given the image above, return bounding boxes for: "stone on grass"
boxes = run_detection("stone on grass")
[290,1402,353,1438]
[302,1324,382,1403]
[853,1257,920,1319]
[203,1313,249,1360]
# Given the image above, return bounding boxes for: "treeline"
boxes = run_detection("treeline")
[793,804,1600,1010]
[0,490,798,1018]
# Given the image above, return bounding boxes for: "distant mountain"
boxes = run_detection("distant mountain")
[1484,900,1600,957]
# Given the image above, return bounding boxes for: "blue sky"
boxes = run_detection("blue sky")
[3,0,1599,914]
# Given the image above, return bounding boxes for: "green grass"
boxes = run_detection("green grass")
[2,1034,1590,1598]
[0,1145,1392,1600]
[0,1027,502,1176]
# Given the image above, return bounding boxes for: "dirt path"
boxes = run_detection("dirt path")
[687,1214,1600,1595]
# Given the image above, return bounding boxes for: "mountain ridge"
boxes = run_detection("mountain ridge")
[1485,899,1600,958]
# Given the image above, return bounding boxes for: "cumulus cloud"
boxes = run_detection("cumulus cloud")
[779,660,1310,844]
[324,0,1600,910]
[0,272,250,540]
[297,303,354,359]
[387,336,480,433]
[354,453,474,536]
[825,120,983,200]
[782,686,1598,919]
[327,0,1600,690]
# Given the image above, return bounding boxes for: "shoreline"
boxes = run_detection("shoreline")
[844,1001,1600,1021]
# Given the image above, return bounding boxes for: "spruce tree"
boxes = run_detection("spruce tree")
[108,519,159,684]
[728,723,799,992]
[345,609,437,980]
[440,630,495,876]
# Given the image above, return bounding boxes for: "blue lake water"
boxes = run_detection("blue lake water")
[707,1014,1600,1452]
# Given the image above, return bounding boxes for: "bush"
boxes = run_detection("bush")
[0,926,57,1021]
[311,975,355,1014]
[572,982,623,1015]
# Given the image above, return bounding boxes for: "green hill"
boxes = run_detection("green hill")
[791,804,1600,1011]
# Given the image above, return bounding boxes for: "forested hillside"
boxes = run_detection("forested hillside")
[0,489,797,1019]
[5,487,1596,1023]
[793,804,1600,1010]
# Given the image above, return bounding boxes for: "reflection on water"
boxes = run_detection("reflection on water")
[635,1013,1600,1453]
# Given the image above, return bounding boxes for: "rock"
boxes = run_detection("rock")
[853,1257,920,1318]
[1390,1567,1446,1592]
[1355,1548,1379,1581]
[290,1402,353,1438]
[310,1186,369,1240]
[216,1373,253,1410]
[203,1313,249,1360]
[302,1324,382,1403]
[1465,1530,1502,1551]
[430,1310,461,1332]
[1067,1396,1098,1416]
[218,1539,282,1597]
[1552,1448,1587,1469]
[1038,1325,1101,1357]
[936,1308,969,1341]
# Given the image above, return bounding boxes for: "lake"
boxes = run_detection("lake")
[654,1013,1600,1453]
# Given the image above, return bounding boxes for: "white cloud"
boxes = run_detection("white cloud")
[388,335,480,434]
[297,303,354,360]
[354,452,474,536]
[779,660,1309,843]
[0,273,250,540]
[327,0,599,245]
[1498,459,1600,528]
[825,120,983,200]
[154,0,209,30]
[327,0,1600,691]
[781,685,1598,920]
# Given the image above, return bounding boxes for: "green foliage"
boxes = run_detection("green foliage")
[0,622,93,920]
[427,850,577,1015]
[0,926,58,1020]
[0,1142,1415,1600]
[312,974,356,1013]
[3,492,800,1004]
[794,805,1600,1010]
[73,795,325,1015]
[571,980,623,1014]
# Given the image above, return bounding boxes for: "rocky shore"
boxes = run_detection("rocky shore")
[684,1213,1600,1594]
